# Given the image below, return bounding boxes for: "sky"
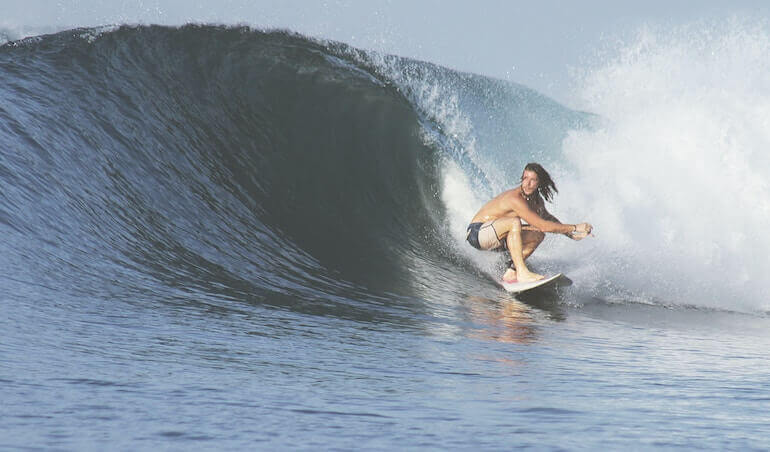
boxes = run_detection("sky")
[3,0,770,104]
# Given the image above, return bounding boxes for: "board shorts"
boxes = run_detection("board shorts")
[466,221,508,251]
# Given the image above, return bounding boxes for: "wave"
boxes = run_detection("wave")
[7,22,761,314]
[0,24,587,315]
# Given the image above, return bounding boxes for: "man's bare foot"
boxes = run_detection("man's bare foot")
[516,271,544,283]
[502,268,517,283]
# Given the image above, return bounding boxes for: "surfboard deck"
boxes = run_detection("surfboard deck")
[499,273,563,293]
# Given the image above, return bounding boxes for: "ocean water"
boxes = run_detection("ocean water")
[2,22,770,450]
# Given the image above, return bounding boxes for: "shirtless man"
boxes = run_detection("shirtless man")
[466,163,592,283]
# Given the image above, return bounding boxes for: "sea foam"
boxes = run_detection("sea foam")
[557,17,770,311]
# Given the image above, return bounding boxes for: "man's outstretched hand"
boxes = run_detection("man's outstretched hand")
[571,222,593,241]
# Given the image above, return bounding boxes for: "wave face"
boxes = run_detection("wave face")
[0,25,442,309]
[8,22,764,314]
[0,25,586,314]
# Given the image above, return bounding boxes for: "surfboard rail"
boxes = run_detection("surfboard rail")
[499,273,563,293]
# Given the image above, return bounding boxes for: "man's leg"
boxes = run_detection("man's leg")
[505,220,544,282]
[487,216,544,283]
[521,227,545,260]
[504,230,545,278]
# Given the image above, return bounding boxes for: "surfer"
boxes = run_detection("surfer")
[466,163,592,283]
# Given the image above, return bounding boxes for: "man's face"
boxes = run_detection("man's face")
[521,170,539,196]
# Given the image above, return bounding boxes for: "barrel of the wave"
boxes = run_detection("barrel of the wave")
[0,25,456,300]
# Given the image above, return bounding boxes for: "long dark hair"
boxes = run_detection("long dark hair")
[524,162,558,202]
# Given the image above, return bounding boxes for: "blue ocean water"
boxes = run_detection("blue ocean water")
[2,24,770,450]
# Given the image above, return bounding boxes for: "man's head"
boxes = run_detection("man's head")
[521,163,558,202]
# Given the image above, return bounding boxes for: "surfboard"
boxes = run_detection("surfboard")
[499,273,563,293]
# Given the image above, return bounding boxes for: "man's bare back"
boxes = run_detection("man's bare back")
[470,187,527,225]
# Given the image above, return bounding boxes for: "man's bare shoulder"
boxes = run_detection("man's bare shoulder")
[499,187,527,205]
[471,187,524,222]
[490,188,528,214]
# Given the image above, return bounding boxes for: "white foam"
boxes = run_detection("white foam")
[0,23,62,45]
[441,161,500,276]
[559,17,770,311]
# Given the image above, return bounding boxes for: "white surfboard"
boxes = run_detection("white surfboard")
[499,273,563,293]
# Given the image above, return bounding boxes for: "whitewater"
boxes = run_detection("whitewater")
[2,18,770,450]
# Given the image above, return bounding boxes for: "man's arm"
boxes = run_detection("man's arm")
[539,205,577,237]
[510,195,574,234]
